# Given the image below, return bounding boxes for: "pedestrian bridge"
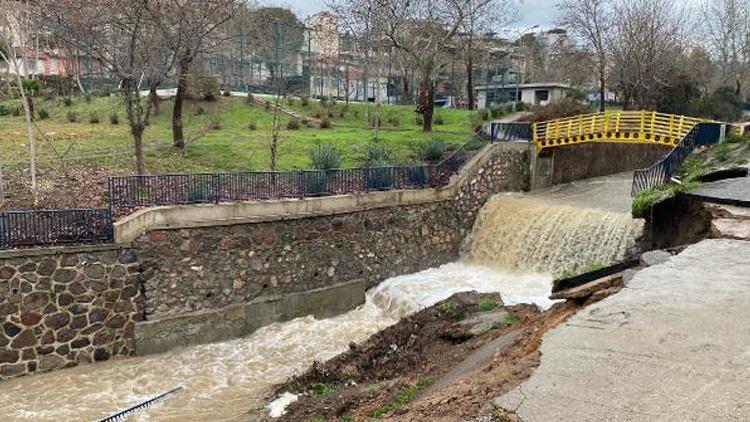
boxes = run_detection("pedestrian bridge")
[531,111,705,151]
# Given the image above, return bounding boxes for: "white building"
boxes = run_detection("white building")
[475,82,574,109]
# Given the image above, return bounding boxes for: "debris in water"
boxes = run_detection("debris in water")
[97,386,184,422]
[268,392,299,418]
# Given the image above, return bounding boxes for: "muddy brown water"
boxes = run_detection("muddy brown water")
[0,175,642,421]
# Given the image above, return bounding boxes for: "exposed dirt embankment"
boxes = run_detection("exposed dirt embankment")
[260,292,581,421]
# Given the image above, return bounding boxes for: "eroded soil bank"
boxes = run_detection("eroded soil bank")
[257,292,583,421]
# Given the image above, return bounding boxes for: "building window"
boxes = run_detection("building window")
[536,90,549,102]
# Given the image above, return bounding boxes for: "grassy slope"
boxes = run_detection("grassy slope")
[632,133,750,216]
[0,95,476,175]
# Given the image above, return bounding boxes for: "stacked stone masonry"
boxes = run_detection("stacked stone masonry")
[0,143,530,380]
[0,246,144,380]
[135,145,530,319]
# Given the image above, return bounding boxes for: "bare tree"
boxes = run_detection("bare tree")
[701,0,750,95]
[556,0,612,111]
[41,0,176,174]
[608,0,689,109]
[331,0,479,132]
[458,0,516,109]
[0,0,39,203]
[148,0,246,149]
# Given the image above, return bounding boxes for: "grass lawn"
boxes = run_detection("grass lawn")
[0,95,477,175]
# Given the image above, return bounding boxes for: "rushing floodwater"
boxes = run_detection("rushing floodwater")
[0,175,643,421]
[0,263,554,422]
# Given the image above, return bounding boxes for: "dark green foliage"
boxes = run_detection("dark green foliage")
[303,172,330,196]
[186,67,219,101]
[37,108,49,120]
[301,96,309,107]
[320,118,332,129]
[434,114,445,125]
[309,144,342,170]
[11,106,21,117]
[286,119,300,130]
[364,143,393,166]
[247,121,257,131]
[698,87,744,122]
[66,110,77,123]
[194,106,206,116]
[406,166,428,186]
[366,167,395,190]
[419,140,446,164]
[246,93,255,104]
[88,113,100,124]
[222,90,231,97]
[62,97,73,107]
[526,98,593,123]
[109,113,119,125]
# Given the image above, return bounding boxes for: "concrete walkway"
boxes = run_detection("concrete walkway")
[495,239,750,421]
[688,176,750,207]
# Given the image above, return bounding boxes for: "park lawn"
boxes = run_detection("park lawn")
[0,95,476,175]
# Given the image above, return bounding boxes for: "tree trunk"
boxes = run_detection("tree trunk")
[132,125,146,174]
[420,77,434,132]
[599,69,606,112]
[172,60,190,149]
[401,71,411,105]
[26,95,35,122]
[149,85,160,116]
[467,54,475,110]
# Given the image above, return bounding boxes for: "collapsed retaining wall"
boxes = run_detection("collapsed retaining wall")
[0,245,143,380]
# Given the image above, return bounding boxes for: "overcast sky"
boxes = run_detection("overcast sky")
[283,0,556,30]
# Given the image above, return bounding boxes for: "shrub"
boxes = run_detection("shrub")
[320,118,332,129]
[698,86,744,122]
[109,113,119,125]
[301,117,310,127]
[303,172,330,196]
[419,140,446,164]
[286,119,300,130]
[62,97,73,107]
[309,144,342,170]
[364,143,394,166]
[264,100,271,110]
[286,96,295,107]
[353,110,360,119]
[366,167,395,190]
[525,98,592,123]
[84,94,92,103]
[415,115,423,126]
[434,114,445,125]
[515,101,528,112]
[186,67,219,101]
[88,113,100,124]
[328,111,335,119]
[37,108,49,120]
[301,96,310,107]
[0,104,9,116]
[245,93,255,104]
[66,110,77,123]
[406,166,428,186]
[320,97,328,107]
[387,115,400,127]
[194,106,206,116]
[247,121,257,131]
[11,107,21,117]
[222,90,231,97]
[491,106,506,119]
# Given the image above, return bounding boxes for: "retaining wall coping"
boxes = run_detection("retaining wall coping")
[0,243,122,259]
[114,143,529,244]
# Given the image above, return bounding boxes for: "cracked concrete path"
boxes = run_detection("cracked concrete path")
[495,239,750,421]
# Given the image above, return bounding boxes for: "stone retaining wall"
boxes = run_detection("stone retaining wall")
[135,143,530,320]
[0,245,143,380]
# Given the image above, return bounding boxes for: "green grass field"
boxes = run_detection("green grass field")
[0,95,477,175]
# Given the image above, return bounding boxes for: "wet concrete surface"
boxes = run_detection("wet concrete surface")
[495,239,750,421]
[530,172,635,213]
[687,176,750,206]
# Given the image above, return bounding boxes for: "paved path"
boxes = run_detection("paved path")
[495,239,750,421]
[530,172,635,213]
[687,176,750,206]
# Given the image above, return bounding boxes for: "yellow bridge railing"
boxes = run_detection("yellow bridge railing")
[532,111,706,151]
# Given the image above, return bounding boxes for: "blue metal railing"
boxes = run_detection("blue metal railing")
[489,122,532,142]
[0,208,113,248]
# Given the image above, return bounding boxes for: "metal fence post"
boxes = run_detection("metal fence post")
[212,173,221,204]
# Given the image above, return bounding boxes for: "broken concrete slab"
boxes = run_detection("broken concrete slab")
[712,218,750,240]
[640,249,672,266]
[549,274,621,300]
